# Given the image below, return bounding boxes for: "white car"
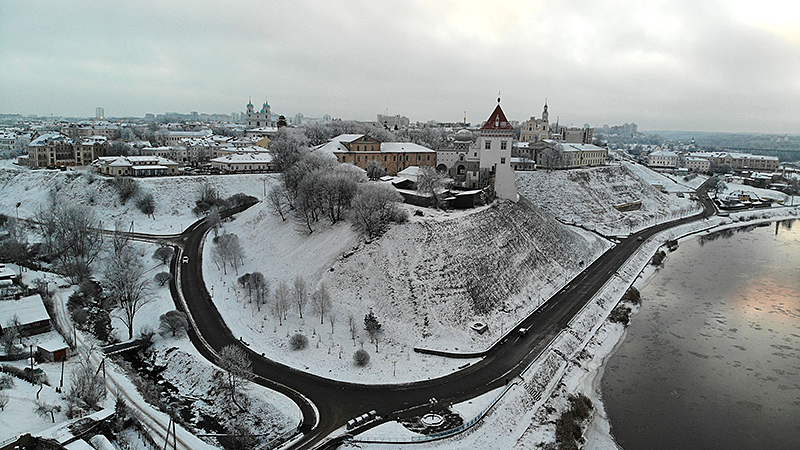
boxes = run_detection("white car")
[182,255,189,264]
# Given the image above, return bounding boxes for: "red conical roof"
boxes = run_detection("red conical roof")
[480,104,514,130]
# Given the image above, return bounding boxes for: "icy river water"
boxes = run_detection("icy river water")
[601,220,800,450]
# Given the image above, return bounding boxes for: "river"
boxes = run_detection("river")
[600,220,800,449]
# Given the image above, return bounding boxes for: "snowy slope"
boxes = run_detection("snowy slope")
[0,166,275,234]
[205,196,610,383]
[516,164,700,236]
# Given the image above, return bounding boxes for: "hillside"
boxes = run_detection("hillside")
[206,195,610,382]
[0,164,274,233]
[516,164,700,236]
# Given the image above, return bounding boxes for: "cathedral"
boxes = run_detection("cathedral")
[246,99,274,128]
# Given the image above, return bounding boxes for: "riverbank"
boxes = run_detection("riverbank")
[579,205,800,449]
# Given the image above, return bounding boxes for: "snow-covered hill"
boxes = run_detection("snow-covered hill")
[206,196,610,382]
[516,164,700,236]
[0,165,274,233]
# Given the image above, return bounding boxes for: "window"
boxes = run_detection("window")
[501,157,506,164]
[384,155,387,161]
[416,154,420,160]
[485,141,491,150]
[357,155,360,162]
[501,141,507,150]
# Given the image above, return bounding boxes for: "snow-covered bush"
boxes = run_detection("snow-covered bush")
[289,333,308,350]
[353,349,370,366]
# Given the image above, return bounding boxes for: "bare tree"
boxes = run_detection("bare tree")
[416,166,445,206]
[348,314,358,345]
[35,401,61,423]
[159,310,188,337]
[152,246,173,266]
[35,201,103,283]
[312,283,332,325]
[267,186,289,221]
[154,272,171,287]
[292,275,308,318]
[1,318,21,353]
[0,390,9,411]
[350,183,404,238]
[250,272,269,312]
[111,220,131,257]
[212,233,245,275]
[216,344,253,409]
[237,273,252,303]
[319,171,359,223]
[366,160,387,180]
[269,128,311,172]
[105,246,153,340]
[67,349,106,413]
[272,280,291,326]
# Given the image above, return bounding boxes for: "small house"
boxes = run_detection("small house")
[0,294,51,337]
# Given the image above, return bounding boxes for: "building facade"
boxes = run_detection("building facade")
[317,134,436,175]
[246,99,274,128]
[519,102,550,142]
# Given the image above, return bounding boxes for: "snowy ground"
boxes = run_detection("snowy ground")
[339,205,800,449]
[517,164,701,236]
[0,162,274,234]
[203,193,611,383]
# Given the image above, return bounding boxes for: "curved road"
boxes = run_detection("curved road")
[168,181,717,449]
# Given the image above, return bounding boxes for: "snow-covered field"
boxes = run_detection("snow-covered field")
[517,164,701,236]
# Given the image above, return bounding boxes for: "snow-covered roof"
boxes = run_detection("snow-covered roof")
[29,133,71,146]
[649,150,679,157]
[210,152,273,164]
[0,263,16,280]
[380,142,436,153]
[0,294,49,326]
[329,134,366,143]
[167,129,212,138]
[397,166,422,177]
[36,333,69,352]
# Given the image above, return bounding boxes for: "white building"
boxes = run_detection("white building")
[209,151,274,173]
[476,102,517,201]
[647,150,680,168]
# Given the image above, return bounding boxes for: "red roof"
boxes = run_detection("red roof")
[480,104,514,130]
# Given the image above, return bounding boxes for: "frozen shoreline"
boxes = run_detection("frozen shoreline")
[579,207,800,449]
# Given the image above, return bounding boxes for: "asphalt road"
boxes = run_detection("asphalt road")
[169,181,717,449]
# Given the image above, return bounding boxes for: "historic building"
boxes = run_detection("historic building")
[316,134,436,175]
[519,101,550,142]
[246,99,274,128]
[477,101,518,201]
[532,140,608,169]
[25,133,106,168]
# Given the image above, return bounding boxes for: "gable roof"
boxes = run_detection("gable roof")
[480,104,514,130]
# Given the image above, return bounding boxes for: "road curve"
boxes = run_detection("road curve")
[170,181,717,449]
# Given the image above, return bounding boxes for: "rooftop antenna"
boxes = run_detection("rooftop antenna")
[464,110,467,124]
[497,91,501,104]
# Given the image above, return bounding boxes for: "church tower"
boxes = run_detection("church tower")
[542,101,549,132]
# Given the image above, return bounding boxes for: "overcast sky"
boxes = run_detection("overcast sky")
[2,0,799,133]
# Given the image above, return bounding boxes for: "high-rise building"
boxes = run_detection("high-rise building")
[95,107,104,120]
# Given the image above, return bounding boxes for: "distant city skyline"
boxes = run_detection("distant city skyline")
[2,0,799,134]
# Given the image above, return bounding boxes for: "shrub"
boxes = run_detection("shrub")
[622,286,641,305]
[112,177,139,204]
[154,272,171,287]
[136,192,155,215]
[353,349,370,366]
[651,250,666,266]
[289,333,308,350]
[608,305,632,325]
